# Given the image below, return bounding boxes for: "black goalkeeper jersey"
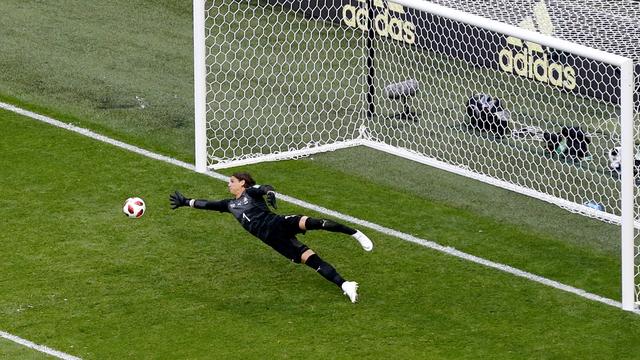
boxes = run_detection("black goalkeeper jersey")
[196,186,282,242]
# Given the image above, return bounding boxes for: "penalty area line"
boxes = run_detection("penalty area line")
[1,102,637,360]
[0,331,81,360]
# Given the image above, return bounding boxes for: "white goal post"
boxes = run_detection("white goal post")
[193,0,638,311]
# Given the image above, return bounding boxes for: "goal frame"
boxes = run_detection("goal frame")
[193,0,636,311]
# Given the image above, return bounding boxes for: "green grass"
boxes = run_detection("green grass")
[0,338,53,360]
[2,108,640,359]
[1,0,640,358]
[0,0,194,162]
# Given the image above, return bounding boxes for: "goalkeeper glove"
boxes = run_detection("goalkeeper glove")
[262,185,277,209]
[169,190,190,209]
[266,191,277,209]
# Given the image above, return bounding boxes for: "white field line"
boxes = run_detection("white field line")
[0,331,81,360]
[1,101,638,354]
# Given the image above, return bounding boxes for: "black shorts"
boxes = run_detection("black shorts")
[268,236,310,263]
[264,215,308,263]
[263,215,305,240]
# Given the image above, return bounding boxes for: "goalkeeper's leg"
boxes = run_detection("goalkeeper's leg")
[301,249,358,303]
[267,238,359,303]
[301,216,373,251]
[302,217,355,234]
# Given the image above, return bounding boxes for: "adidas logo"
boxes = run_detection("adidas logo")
[497,0,577,90]
[342,0,416,45]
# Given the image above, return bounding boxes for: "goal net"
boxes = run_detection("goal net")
[194,0,639,310]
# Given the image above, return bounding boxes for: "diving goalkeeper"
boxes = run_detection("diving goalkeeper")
[169,172,373,303]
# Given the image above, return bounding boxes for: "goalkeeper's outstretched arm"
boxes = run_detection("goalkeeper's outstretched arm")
[169,190,230,212]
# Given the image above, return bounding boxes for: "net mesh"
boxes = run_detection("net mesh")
[427,0,640,62]
[204,1,365,165]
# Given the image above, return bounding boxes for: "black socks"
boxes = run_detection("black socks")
[304,218,357,235]
[304,254,345,287]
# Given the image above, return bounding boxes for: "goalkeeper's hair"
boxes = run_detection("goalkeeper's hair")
[232,172,256,188]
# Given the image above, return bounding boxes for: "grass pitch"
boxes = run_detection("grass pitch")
[1,0,640,358]
[3,107,640,359]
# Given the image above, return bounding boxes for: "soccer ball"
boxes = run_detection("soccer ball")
[123,197,146,218]
[608,146,622,173]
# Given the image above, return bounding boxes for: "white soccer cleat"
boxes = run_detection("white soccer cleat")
[341,281,359,303]
[352,230,373,251]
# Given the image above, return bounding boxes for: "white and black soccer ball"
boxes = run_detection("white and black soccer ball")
[123,197,146,218]
[607,146,640,176]
[608,146,622,173]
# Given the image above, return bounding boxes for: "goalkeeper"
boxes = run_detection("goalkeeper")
[169,172,373,303]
